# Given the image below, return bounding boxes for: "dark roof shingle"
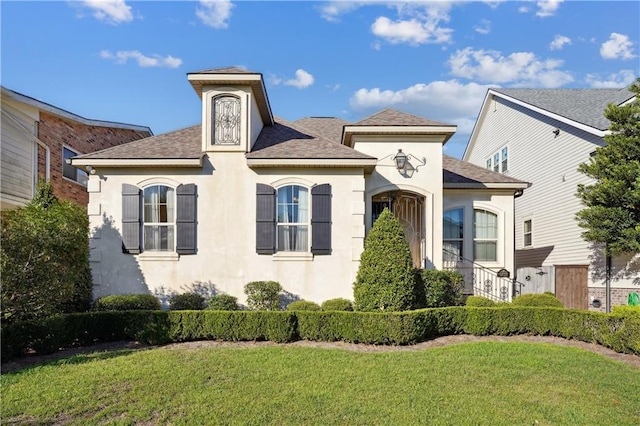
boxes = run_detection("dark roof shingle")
[443,155,528,186]
[354,108,453,127]
[492,87,634,131]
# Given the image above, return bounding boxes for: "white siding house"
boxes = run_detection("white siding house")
[71,67,528,306]
[464,87,638,310]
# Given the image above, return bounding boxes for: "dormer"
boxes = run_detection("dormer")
[187,67,274,153]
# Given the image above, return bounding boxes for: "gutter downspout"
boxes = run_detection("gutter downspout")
[2,109,51,184]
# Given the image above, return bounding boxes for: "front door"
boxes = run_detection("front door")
[372,192,425,268]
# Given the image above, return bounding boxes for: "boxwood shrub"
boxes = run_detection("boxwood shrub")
[511,293,563,307]
[206,294,239,311]
[466,296,496,307]
[286,301,321,311]
[169,292,205,310]
[321,298,354,311]
[94,294,161,311]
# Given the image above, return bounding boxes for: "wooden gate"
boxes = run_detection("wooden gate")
[554,265,588,309]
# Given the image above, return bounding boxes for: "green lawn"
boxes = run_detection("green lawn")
[2,342,638,425]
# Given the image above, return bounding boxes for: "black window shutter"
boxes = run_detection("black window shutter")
[122,183,141,254]
[176,183,197,255]
[311,183,332,255]
[256,183,276,254]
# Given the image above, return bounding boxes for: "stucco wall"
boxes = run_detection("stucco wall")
[87,153,366,305]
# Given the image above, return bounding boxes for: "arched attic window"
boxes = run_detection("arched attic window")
[212,95,241,145]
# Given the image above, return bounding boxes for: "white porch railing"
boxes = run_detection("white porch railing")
[443,252,518,302]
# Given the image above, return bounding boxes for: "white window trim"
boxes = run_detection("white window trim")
[485,145,509,174]
[62,145,88,186]
[523,217,533,248]
[276,183,311,254]
[142,184,177,253]
[472,206,502,266]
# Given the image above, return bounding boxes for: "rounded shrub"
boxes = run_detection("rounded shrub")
[466,296,496,307]
[286,300,321,311]
[94,294,161,311]
[169,292,205,310]
[321,298,354,311]
[420,270,465,308]
[353,208,419,311]
[206,294,239,311]
[244,280,282,310]
[512,293,563,308]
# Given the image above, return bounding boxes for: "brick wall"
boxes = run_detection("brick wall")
[588,287,639,312]
[37,112,149,205]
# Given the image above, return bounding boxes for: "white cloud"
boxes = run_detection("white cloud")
[284,69,315,89]
[100,50,182,68]
[474,19,491,35]
[518,5,529,13]
[549,35,571,51]
[81,0,133,24]
[350,79,493,134]
[536,0,563,17]
[196,0,234,29]
[320,1,454,45]
[447,47,574,87]
[600,33,637,60]
[586,70,637,88]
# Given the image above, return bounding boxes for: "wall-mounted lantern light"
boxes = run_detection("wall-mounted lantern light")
[394,149,408,171]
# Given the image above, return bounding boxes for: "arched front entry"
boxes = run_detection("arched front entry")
[372,191,425,268]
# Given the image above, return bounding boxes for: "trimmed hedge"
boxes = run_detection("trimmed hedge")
[206,294,239,311]
[3,307,638,362]
[94,294,161,311]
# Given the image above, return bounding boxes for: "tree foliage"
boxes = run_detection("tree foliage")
[353,208,419,311]
[1,182,92,323]
[576,79,640,256]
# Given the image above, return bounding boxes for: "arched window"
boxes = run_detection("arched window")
[277,185,309,252]
[212,95,241,145]
[443,208,464,261]
[143,185,175,251]
[473,209,497,262]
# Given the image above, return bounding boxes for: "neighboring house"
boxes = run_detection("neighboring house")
[464,87,637,311]
[71,67,528,305]
[1,86,152,210]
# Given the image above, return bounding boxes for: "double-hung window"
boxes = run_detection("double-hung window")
[523,219,532,247]
[277,185,309,252]
[143,185,175,251]
[63,146,88,186]
[473,209,498,262]
[443,208,464,261]
[486,146,508,173]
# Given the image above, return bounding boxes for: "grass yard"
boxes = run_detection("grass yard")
[2,342,639,425]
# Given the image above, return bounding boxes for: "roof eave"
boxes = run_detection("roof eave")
[70,157,204,168]
[342,125,457,147]
[246,157,377,172]
[444,182,530,190]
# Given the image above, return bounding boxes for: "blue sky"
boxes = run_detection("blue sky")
[2,1,638,159]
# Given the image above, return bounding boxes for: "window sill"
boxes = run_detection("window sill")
[272,252,313,262]
[138,252,179,262]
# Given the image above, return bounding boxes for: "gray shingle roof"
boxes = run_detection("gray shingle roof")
[443,155,528,187]
[74,125,202,160]
[293,117,349,142]
[492,87,634,131]
[353,108,453,127]
[247,117,374,160]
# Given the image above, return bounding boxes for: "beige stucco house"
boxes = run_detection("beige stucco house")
[71,67,528,305]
